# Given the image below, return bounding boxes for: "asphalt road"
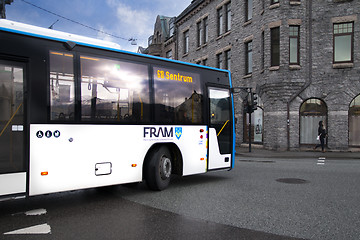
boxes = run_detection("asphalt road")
[1,156,359,239]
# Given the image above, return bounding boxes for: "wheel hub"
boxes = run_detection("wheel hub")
[160,156,172,180]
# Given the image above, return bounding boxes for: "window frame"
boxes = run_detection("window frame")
[270,27,280,67]
[225,50,231,71]
[197,21,203,47]
[289,25,300,65]
[333,22,354,64]
[245,0,253,22]
[203,17,209,43]
[225,2,231,32]
[245,41,253,74]
[183,30,189,55]
[217,7,224,36]
[217,52,223,69]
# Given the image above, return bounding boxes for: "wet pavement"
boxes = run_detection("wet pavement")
[0,187,305,240]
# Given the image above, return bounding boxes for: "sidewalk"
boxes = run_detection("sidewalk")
[235,145,360,159]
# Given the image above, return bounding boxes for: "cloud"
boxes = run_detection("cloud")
[106,0,153,38]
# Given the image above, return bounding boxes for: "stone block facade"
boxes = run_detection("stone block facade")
[157,0,360,151]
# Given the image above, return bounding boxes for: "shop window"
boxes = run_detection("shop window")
[349,95,360,146]
[244,97,263,143]
[300,98,327,144]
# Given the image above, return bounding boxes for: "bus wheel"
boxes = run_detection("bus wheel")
[144,146,172,191]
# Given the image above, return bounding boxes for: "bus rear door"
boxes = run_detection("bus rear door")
[208,87,232,170]
[0,61,26,198]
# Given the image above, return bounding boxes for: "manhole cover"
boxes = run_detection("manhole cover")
[276,178,309,184]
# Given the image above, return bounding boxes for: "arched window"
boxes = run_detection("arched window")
[300,98,327,144]
[349,95,360,146]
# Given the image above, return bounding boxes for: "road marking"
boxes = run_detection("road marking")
[317,157,326,165]
[25,208,47,216]
[4,223,51,235]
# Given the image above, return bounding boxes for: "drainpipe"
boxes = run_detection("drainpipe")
[287,0,313,150]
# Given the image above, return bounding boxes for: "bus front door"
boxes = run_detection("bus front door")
[208,87,232,170]
[0,61,26,198]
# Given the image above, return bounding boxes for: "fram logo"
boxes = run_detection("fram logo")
[143,127,182,140]
[144,127,173,138]
[175,127,182,140]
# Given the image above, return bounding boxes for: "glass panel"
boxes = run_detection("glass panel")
[246,0,253,21]
[209,87,231,154]
[271,27,280,66]
[0,64,24,173]
[246,41,253,74]
[334,35,352,62]
[218,8,223,35]
[300,116,325,144]
[245,107,263,143]
[50,51,75,120]
[154,67,202,124]
[204,17,208,43]
[290,38,298,64]
[226,3,231,31]
[81,56,150,122]
[300,99,327,144]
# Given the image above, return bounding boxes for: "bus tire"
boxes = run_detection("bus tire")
[144,146,172,191]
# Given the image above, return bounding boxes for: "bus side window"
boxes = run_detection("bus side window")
[49,51,75,121]
[80,56,150,122]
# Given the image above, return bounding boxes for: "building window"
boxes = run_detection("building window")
[300,98,327,145]
[197,21,203,47]
[245,0,253,22]
[204,17,209,43]
[271,0,279,4]
[225,50,231,71]
[349,95,360,146]
[245,41,253,74]
[217,7,224,36]
[217,53,223,69]
[333,22,353,63]
[261,31,265,70]
[166,50,173,59]
[169,18,175,37]
[202,58,208,66]
[289,25,300,65]
[225,2,231,32]
[271,27,280,66]
[184,30,189,54]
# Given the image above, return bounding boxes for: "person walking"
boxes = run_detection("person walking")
[314,121,327,152]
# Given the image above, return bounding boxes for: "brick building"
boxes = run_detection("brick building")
[145,0,360,151]
[138,15,176,59]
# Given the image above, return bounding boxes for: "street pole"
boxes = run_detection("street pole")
[249,107,251,153]
[248,88,252,153]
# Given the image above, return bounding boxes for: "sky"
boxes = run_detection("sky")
[5,0,192,52]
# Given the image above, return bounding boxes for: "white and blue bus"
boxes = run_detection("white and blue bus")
[0,19,235,199]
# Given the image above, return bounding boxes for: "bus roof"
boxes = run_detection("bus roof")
[0,19,230,75]
[0,19,121,50]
